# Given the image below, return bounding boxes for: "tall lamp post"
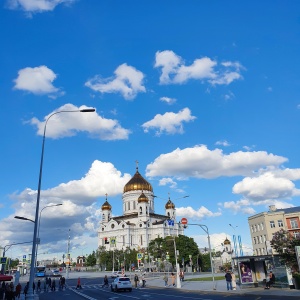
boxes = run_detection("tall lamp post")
[35,204,63,266]
[27,108,95,300]
[189,223,216,290]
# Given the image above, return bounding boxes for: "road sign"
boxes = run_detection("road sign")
[168,219,174,226]
[137,253,143,260]
[0,257,7,264]
[181,217,188,225]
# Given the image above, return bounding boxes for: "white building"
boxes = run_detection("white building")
[98,166,185,251]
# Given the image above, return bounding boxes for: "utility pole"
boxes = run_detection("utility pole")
[66,229,71,279]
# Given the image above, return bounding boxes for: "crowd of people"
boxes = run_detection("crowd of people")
[0,275,67,299]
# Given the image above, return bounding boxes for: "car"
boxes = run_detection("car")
[111,271,124,278]
[51,269,61,277]
[111,277,132,292]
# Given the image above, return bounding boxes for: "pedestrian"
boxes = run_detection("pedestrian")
[180,271,184,281]
[37,279,41,292]
[102,275,109,288]
[269,271,276,287]
[61,276,66,290]
[48,277,52,290]
[15,282,22,298]
[231,272,236,290]
[265,271,275,289]
[43,279,48,292]
[76,277,82,289]
[225,269,232,291]
[134,274,139,288]
[171,273,175,287]
[163,273,168,287]
[141,274,146,287]
[51,279,56,291]
[24,282,29,297]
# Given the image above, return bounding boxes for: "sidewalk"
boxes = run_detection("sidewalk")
[146,276,300,298]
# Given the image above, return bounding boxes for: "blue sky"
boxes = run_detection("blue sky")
[1,0,300,261]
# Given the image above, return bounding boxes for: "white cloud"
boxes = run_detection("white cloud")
[215,140,231,147]
[154,50,243,86]
[146,145,287,178]
[223,200,256,215]
[233,171,300,202]
[159,178,177,188]
[6,0,74,13]
[19,160,132,203]
[176,206,221,220]
[29,103,131,140]
[142,107,196,136]
[160,96,177,105]
[13,65,63,97]
[85,63,146,100]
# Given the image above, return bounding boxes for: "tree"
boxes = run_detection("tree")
[271,229,300,272]
[86,251,97,267]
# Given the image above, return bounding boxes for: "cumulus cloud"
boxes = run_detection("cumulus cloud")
[154,50,243,85]
[6,0,74,13]
[176,206,221,220]
[18,161,132,204]
[29,103,131,140]
[142,108,196,136]
[232,170,300,202]
[146,145,287,178]
[1,161,132,255]
[159,178,177,188]
[85,63,146,100]
[13,65,63,98]
[160,96,177,105]
[223,199,256,215]
[215,140,231,147]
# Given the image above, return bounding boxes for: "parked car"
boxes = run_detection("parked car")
[111,271,124,278]
[111,277,132,292]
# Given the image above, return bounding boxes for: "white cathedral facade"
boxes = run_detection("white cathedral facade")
[98,166,185,251]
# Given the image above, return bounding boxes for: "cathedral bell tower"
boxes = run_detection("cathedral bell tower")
[101,194,112,223]
[165,197,176,220]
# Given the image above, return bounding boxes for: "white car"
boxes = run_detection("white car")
[111,271,124,278]
[51,269,61,277]
[111,277,132,292]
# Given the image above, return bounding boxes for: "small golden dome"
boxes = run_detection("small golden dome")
[224,237,231,245]
[101,200,112,211]
[165,198,175,209]
[138,192,149,203]
[123,168,153,193]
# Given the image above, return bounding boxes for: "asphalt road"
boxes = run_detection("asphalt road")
[36,275,293,300]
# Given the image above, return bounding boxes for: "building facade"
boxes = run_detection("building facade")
[97,166,185,251]
[248,205,300,256]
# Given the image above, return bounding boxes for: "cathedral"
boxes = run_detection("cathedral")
[98,165,185,251]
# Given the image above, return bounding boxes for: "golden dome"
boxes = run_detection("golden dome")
[123,168,153,193]
[101,200,112,211]
[138,192,149,203]
[165,198,175,209]
[224,237,231,245]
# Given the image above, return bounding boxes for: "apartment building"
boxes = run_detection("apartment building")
[248,205,300,256]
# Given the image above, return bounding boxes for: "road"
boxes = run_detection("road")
[36,275,294,300]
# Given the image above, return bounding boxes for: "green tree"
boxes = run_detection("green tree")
[86,251,97,267]
[271,229,300,272]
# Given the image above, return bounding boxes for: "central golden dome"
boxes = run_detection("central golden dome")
[224,237,231,245]
[101,200,112,211]
[123,168,153,193]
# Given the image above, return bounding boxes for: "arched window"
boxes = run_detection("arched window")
[146,207,148,215]
[102,214,105,221]
[167,212,170,217]
[140,207,142,215]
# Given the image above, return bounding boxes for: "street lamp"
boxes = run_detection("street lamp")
[14,216,35,223]
[188,223,216,290]
[35,204,63,265]
[27,108,95,300]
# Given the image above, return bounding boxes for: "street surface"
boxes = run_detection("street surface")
[34,275,295,300]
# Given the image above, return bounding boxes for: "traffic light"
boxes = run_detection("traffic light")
[104,237,109,244]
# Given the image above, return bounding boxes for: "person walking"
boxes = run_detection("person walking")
[163,273,168,287]
[76,277,82,289]
[102,275,109,288]
[37,279,41,292]
[141,274,146,287]
[134,274,139,289]
[225,269,232,291]
[171,273,176,287]
[51,279,56,291]
[231,272,236,290]
[15,283,22,299]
